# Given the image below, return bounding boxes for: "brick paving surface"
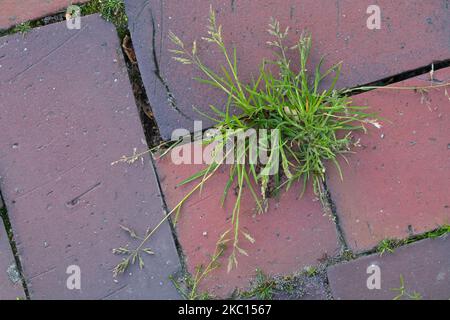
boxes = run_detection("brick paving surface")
[125,0,450,139]
[0,15,180,299]
[0,0,89,30]
[327,236,450,299]
[155,143,340,297]
[326,67,450,252]
[0,0,448,300]
[0,200,25,300]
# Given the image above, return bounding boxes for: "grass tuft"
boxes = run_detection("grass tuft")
[12,22,32,34]
[111,6,378,280]
[391,275,422,300]
[377,238,403,256]
[170,231,229,300]
[377,224,450,256]
[241,269,276,300]
[167,7,376,270]
[304,265,319,277]
[81,0,128,38]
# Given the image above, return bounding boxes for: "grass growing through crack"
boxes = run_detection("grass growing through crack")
[376,224,450,256]
[170,231,229,300]
[167,8,377,270]
[239,266,325,299]
[241,269,276,300]
[304,265,319,277]
[81,0,128,38]
[12,22,32,34]
[112,7,377,279]
[410,224,450,241]
[377,238,403,256]
[391,275,422,300]
[0,21,35,38]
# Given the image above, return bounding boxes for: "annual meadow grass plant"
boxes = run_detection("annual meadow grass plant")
[166,7,377,270]
[112,7,379,278]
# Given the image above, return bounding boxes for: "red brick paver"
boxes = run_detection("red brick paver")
[0,200,25,300]
[327,236,450,299]
[0,0,89,30]
[155,143,340,298]
[0,15,180,299]
[326,67,450,252]
[125,0,450,139]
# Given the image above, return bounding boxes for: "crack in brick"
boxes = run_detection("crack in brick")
[0,192,30,298]
[148,3,193,122]
[101,284,128,300]
[65,182,102,208]
[28,266,56,281]
[323,179,350,253]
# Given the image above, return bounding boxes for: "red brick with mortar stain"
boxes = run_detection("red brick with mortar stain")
[327,236,450,299]
[155,143,340,297]
[0,0,89,30]
[0,15,180,299]
[326,67,450,252]
[125,0,450,139]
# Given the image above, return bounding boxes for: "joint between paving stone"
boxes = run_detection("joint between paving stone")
[344,59,450,96]
[113,3,187,275]
[88,1,188,286]
[95,3,189,293]
[148,154,189,287]
[322,179,350,254]
[100,5,188,296]
[0,191,30,299]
